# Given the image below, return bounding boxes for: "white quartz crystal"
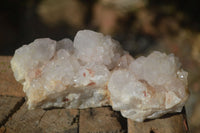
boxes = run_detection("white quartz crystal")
[74,30,123,69]
[11,30,189,122]
[108,51,188,122]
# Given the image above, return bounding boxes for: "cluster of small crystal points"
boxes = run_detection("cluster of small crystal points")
[11,30,189,122]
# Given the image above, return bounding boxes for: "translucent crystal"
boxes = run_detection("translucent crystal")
[11,30,189,122]
[108,51,188,122]
[74,30,123,69]
[11,38,56,82]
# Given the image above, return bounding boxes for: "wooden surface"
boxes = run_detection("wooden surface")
[79,107,126,133]
[128,114,188,133]
[0,56,25,97]
[0,56,189,133]
[4,103,79,133]
[0,96,24,126]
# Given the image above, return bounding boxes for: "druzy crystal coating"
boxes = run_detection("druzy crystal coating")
[11,30,189,122]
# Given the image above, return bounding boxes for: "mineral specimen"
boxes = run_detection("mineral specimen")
[11,30,189,122]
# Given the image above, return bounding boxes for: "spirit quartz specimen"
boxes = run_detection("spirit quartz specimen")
[11,30,189,122]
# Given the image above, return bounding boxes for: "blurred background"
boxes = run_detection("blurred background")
[0,0,200,132]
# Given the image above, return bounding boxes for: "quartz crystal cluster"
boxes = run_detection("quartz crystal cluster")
[11,30,189,122]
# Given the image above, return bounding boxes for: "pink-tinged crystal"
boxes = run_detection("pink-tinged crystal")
[11,30,189,122]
